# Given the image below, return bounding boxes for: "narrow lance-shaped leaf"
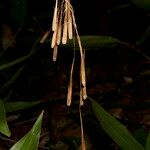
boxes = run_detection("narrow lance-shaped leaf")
[0,67,24,94]
[136,25,150,45]
[63,36,121,50]
[91,99,144,150]
[131,0,150,12]
[146,131,150,150]
[0,38,39,71]
[0,54,29,71]
[10,111,44,150]
[0,99,11,137]
[5,101,41,113]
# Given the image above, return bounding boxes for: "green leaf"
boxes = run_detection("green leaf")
[139,70,150,76]
[136,25,150,45]
[0,38,40,71]
[91,99,144,150]
[0,67,24,94]
[5,101,41,113]
[131,0,150,12]
[146,131,150,150]
[63,36,121,50]
[0,99,11,137]
[11,0,28,25]
[10,111,44,150]
[108,4,130,13]
[133,128,147,146]
[0,54,30,71]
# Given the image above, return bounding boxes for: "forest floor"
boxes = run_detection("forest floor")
[0,42,149,149]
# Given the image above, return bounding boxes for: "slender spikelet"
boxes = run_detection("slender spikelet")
[51,29,57,48]
[67,82,72,106]
[66,0,87,103]
[79,107,86,150]
[67,57,75,106]
[67,3,73,39]
[53,45,58,61]
[76,32,87,100]
[62,9,68,44]
[40,30,50,43]
[51,1,87,149]
[51,0,87,106]
[80,87,84,106]
[56,24,62,45]
[80,53,87,105]
[52,0,58,31]
[56,10,63,45]
[80,55,87,100]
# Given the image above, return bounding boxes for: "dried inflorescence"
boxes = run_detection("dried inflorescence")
[51,0,87,106]
[50,1,87,149]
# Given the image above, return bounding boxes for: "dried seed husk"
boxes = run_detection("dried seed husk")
[52,0,58,31]
[53,45,58,61]
[51,29,57,48]
[67,58,75,106]
[40,30,50,43]
[67,6,73,39]
[62,4,68,44]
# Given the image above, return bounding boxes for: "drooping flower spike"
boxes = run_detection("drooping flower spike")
[51,0,87,106]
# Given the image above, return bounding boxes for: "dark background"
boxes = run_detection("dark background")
[0,0,150,149]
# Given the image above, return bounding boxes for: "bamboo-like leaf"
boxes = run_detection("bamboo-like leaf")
[0,54,29,71]
[139,70,150,76]
[133,128,147,146]
[0,38,39,71]
[146,131,150,150]
[5,101,41,113]
[136,25,150,45]
[0,99,11,137]
[63,36,121,50]
[108,4,130,13]
[0,67,24,94]
[131,0,150,12]
[10,111,44,150]
[91,99,144,150]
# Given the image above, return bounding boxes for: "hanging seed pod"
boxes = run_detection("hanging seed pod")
[53,45,58,61]
[56,10,63,45]
[40,30,50,43]
[51,29,57,48]
[52,0,58,31]
[62,9,68,44]
[51,0,87,106]
[67,4,73,39]
[67,58,74,106]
